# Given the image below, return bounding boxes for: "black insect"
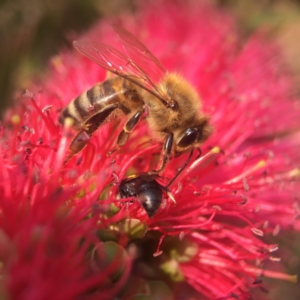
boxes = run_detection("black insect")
[118,151,197,217]
[118,173,176,217]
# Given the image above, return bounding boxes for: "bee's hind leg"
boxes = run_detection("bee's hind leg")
[64,130,92,164]
[107,110,144,156]
[64,103,119,164]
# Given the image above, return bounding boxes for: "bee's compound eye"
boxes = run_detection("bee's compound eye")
[177,128,198,148]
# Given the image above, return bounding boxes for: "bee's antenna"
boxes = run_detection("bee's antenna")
[166,149,195,188]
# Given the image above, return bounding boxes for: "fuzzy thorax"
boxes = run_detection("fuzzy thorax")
[141,73,213,152]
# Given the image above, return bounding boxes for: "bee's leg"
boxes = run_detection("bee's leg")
[64,130,91,164]
[150,132,174,174]
[64,104,118,164]
[195,147,202,160]
[166,149,194,188]
[107,110,144,156]
[85,104,119,134]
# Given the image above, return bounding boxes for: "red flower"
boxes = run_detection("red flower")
[1,1,300,299]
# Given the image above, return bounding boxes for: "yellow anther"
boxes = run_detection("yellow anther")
[211,146,220,154]
[256,160,266,169]
[51,56,63,68]
[167,191,176,205]
[288,168,300,178]
[11,115,20,124]
[64,117,74,128]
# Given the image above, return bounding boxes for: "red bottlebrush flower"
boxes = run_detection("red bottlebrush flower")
[1,1,300,299]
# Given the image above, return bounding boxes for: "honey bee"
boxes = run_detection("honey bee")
[59,26,213,172]
[118,172,176,218]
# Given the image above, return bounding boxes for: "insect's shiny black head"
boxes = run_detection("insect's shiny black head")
[119,173,164,217]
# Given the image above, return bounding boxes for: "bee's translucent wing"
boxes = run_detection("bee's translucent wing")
[74,40,165,97]
[112,25,166,84]
[73,27,167,100]
[73,40,140,78]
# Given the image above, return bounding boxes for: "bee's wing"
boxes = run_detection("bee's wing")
[74,40,137,77]
[73,28,168,103]
[74,40,165,97]
[112,25,166,85]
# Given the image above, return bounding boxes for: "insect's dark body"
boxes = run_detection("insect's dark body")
[119,173,167,217]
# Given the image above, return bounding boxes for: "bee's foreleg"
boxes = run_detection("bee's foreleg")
[107,109,144,156]
[150,132,174,174]
[166,149,194,188]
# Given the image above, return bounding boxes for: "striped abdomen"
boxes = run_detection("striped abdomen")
[59,76,144,130]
